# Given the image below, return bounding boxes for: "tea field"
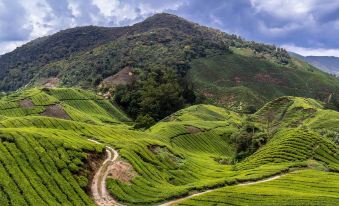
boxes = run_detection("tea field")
[0,88,337,205]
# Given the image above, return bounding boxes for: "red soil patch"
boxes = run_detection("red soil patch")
[107,161,136,183]
[41,104,71,120]
[99,66,135,88]
[19,99,34,108]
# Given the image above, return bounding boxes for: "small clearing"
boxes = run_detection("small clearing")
[19,99,34,108]
[43,77,60,88]
[185,125,202,134]
[107,161,136,183]
[99,66,135,89]
[41,104,71,120]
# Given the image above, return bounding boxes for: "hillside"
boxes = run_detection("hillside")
[189,49,339,112]
[1,13,338,118]
[0,87,337,205]
[290,52,339,75]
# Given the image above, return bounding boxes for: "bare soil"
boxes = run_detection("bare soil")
[186,125,202,134]
[41,104,71,120]
[107,161,137,183]
[43,77,60,88]
[83,152,106,193]
[89,139,123,206]
[19,99,34,108]
[99,66,135,88]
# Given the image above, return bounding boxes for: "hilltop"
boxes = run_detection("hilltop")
[0,87,337,205]
[1,13,338,119]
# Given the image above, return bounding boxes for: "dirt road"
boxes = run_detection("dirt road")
[89,139,122,206]
[158,173,286,206]
[88,139,288,206]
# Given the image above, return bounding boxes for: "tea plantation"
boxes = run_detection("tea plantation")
[0,88,337,205]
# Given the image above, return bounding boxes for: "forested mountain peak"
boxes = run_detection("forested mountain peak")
[0,13,338,121]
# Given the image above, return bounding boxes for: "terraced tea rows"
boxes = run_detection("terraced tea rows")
[235,128,339,171]
[0,88,337,205]
[0,128,103,206]
[175,170,339,206]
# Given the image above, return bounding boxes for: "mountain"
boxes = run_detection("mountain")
[0,13,337,206]
[0,87,337,205]
[290,52,339,75]
[1,13,339,118]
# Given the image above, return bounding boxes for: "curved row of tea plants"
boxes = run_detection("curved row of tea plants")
[175,170,339,206]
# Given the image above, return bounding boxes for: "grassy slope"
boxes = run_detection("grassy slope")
[0,88,337,205]
[189,48,339,112]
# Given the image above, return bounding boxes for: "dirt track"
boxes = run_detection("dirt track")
[158,173,287,206]
[87,138,288,206]
[89,139,122,206]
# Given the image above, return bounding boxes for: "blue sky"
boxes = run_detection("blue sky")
[1,0,339,56]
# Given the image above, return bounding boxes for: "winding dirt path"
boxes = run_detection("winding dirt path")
[158,173,287,206]
[88,139,122,206]
[87,138,288,206]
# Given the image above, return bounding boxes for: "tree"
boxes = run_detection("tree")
[115,68,192,121]
[134,114,156,129]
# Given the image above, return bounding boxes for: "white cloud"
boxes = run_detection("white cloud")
[283,44,339,57]
[250,0,339,21]
[1,0,339,56]
[0,0,188,55]
[91,0,187,26]
[250,0,315,19]
[0,41,28,55]
[21,0,52,39]
[92,0,119,17]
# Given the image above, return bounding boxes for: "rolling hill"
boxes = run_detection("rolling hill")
[0,87,337,205]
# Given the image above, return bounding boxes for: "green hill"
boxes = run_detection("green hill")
[0,13,338,206]
[1,13,338,119]
[0,88,337,205]
[189,50,339,112]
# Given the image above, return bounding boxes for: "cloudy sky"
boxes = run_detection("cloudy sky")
[1,0,339,56]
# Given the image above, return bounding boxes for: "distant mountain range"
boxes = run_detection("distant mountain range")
[289,52,339,75]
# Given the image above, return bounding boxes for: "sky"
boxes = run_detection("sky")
[1,0,339,56]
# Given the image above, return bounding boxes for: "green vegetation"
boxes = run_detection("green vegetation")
[189,52,339,112]
[2,13,336,120]
[175,170,339,206]
[0,87,337,206]
[0,13,337,206]
[0,128,102,206]
[114,69,194,122]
